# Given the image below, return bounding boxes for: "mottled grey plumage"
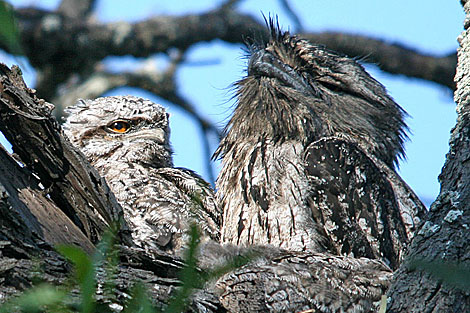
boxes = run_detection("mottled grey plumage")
[199,242,392,313]
[64,96,220,255]
[214,22,425,269]
[62,95,393,313]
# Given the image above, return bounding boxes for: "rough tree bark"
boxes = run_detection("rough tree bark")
[386,2,470,312]
[0,65,124,244]
[0,0,467,312]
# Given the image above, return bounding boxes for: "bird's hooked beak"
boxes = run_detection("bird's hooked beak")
[125,128,167,145]
[248,49,315,96]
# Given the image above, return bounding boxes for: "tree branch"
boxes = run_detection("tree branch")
[301,32,456,90]
[0,144,95,253]
[279,0,304,32]
[0,64,128,244]
[57,0,96,19]
[7,5,455,102]
[53,57,221,183]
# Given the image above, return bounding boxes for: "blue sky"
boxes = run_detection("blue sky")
[2,0,465,206]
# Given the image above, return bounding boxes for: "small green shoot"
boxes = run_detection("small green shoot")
[0,0,23,55]
[0,284,67,313]
[122,283,155,313]
[163,224,201,313]
[56,245,96,313]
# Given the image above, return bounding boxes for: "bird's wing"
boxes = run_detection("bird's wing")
[157,167,222,241]
[304,137,426,269]
[215,250,392,313]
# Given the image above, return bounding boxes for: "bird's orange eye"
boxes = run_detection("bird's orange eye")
[107,120,131,133]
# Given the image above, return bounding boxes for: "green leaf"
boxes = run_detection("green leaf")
[122,283,156,313]
[56,245,93,283]
[0,284,67,313]
[56,245,96,313]
[0,0,22,55]
[94,225,120,304]
[163,224,201,313]
[409,258,470,289]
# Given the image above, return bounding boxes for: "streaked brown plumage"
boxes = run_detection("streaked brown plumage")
[62,94,395,313]
[64,95,220,255]
[199,242,392,313]
[214,21,425,270]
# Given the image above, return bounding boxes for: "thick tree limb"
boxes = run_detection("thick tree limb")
[57,0,96,19]
[302,32,456,90]
[0,145,94,253]
[386,2,470,311]
[0,64,126,243]
[6,5,455,102]
[11,6,264,100]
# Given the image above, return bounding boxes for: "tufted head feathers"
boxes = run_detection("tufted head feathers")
[217,20,408,168]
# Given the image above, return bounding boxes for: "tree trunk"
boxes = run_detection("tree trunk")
[386,2,470,312]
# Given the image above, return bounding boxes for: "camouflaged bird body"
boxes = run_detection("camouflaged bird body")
[99,161,220,254]
[218,139,331,252]
[64,96,220,255]
[215,22,425,270]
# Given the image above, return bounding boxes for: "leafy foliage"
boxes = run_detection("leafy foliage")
[0,285,67,313]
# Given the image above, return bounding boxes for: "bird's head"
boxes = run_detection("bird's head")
[223,20,408,168]
[63,96,173,168]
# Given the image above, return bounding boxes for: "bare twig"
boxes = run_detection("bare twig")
[54,65,221,139]
[279,0,304,32]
